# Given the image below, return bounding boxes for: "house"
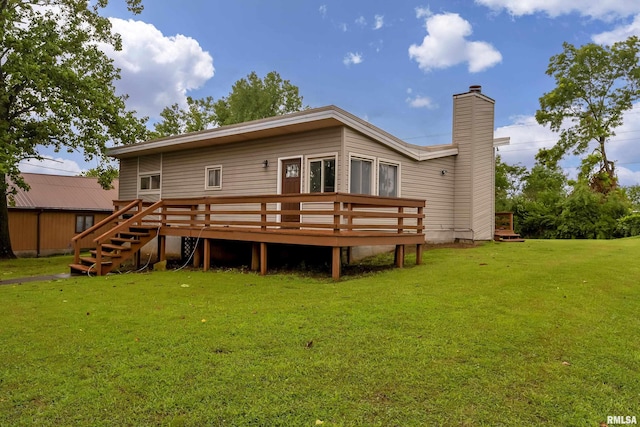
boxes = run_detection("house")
[109,85,507,243]
[8,173,119,257]
[69,86,507,279]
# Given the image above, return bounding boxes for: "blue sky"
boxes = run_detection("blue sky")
[20,0,640,186]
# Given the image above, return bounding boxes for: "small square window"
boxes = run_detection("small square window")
[75,214,94,233]
[140,173,160,191]
[205,166,222,190]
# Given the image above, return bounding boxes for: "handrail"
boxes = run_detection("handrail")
[72,199,142,264]
[94,200,165,245]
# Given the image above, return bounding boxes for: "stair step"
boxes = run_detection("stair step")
[119,231,151,237]
[111,237,139,244]
[80,257,113,265]
[101,243,133,251]
[90,250,122,259]
[69,263,98,275]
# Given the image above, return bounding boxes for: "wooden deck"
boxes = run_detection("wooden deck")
[494,212,524,242]
[71,193,426,280]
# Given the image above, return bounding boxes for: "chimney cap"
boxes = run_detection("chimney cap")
[469,85,482,93]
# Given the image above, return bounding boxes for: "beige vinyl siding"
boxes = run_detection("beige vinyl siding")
[118,157,138,200]
[452,92,496,240]
[160,127,343,198]
[453,95,473,232]
[343,128,455,235]
[470,99,496,240]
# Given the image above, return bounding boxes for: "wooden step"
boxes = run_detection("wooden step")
[90,250,122,259]
[119,231,151,237]
[80,257,113,266]
[69,263,98,275]
[111,237,140,244]
[101,243,133,251]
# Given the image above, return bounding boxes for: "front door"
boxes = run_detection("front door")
[281,158,301,224]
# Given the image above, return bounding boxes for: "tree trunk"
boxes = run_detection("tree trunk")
[0,173,16,259]
[599,137,617,191]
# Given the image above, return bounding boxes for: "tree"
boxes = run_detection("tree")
[150,96,216,138]
[0,0,148,259]
[213,71,307,126]
[495,155,526,211]
[535,36,640,193]
[80,166,119,190]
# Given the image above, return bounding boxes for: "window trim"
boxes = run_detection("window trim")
[377,158,401,198]
[348,153,375,195]
[204,165,223,191]
[138,171,161,194]
[306,152,338,193]
[75,214,95,234]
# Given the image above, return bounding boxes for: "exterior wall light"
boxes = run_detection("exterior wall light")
[441,169,448,175]
[262,160,269,168]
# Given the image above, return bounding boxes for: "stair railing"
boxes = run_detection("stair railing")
[71,199,143,265]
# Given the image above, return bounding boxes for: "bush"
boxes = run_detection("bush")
[616,213,640,237]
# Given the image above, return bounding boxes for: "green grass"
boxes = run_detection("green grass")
[1,239,639,426]
[0,254,74,280]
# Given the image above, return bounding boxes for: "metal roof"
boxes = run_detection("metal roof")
[8,173,118,211]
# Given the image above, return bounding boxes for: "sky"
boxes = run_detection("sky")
[19,0,640,186]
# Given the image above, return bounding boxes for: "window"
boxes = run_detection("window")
[379,162,399,197]
[140,173,160,191]
[309,158,335,193]
[75,214,94,233]
[205,165,222,190]
[350,157,372,194]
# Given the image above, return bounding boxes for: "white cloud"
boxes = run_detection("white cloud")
[101,18,214,119]
[475,0,640,20]
[409,12,502,73]
[19,156,84,176]
[373,15,384,30]
[592,14,640,44]
[343,52,364,66]
[339,22,348,32]
[319,5,327,18]
[406,95,438,109]
[495,104,640,186]
[415,6,432,19]
[355,16,367,27]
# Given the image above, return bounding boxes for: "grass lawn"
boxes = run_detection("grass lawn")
[1,239,639,426]
[0,254,75,280]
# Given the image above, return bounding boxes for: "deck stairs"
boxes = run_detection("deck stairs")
[494,211,525,242]
[70,200,162,276]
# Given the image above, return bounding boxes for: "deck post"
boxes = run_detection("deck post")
[394,245,404,268]
[203,239,211,272]
[333,201,341,233]
[260,242,267,276]
[193,243,201,268]
[416,243,423,265]
[158,235,166,262]
[398,207,404,234]
[332,246,341,281]
[251,243,259,271]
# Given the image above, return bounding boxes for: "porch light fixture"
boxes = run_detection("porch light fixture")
[440,169,448,175]
[262,160,269,168]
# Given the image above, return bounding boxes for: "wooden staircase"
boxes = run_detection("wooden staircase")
[70,200,162,276]
[494,211,525,242]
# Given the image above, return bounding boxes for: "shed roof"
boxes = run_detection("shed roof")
[9,173,118,211]
[107,105,459,162]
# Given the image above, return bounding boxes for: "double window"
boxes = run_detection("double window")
[309,157,335,193]
[139,173,160,192]
[75,214,94,233]
[349,155,400,197]
[205,165,222,190]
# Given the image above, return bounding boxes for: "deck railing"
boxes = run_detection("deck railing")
[112,193,425,235]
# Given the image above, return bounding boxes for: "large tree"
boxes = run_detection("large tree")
[535,36,640,193]
[213,71,307,126]
[150,96,216,139]
[0,0,148,258]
